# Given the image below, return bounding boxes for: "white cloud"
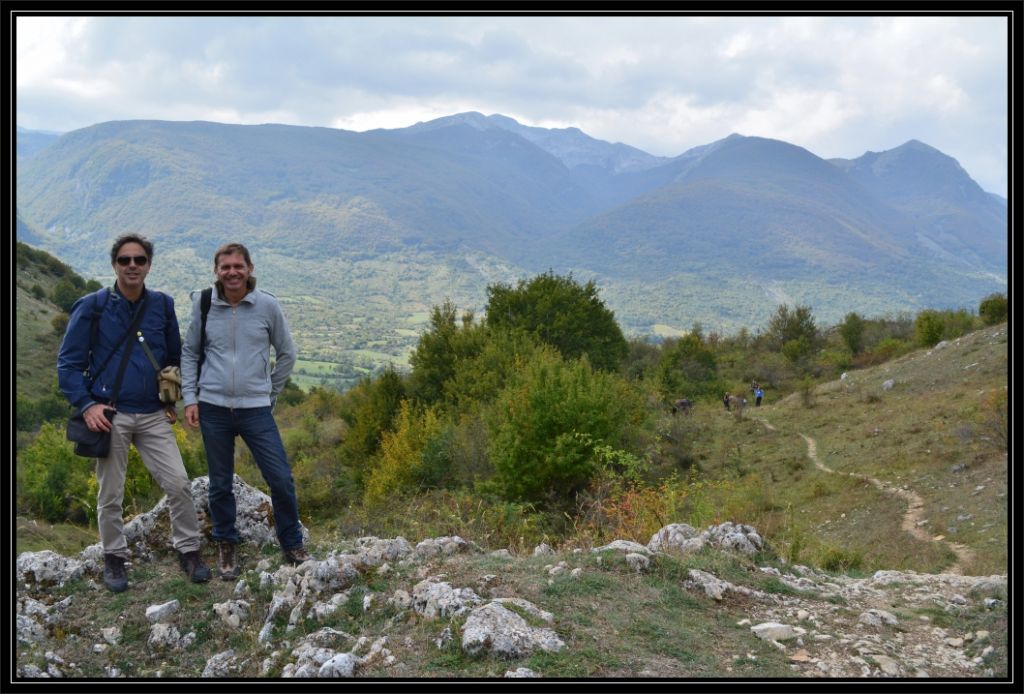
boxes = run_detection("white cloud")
[12,14,1009,194]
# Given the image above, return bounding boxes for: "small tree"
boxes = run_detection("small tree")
[656,333,722,400]
[979,293,1008,325]
[914,310,945,347]
[408,300,486,405]
[51,279,86,314]
[838,312,866,355]
[767,304,819,366]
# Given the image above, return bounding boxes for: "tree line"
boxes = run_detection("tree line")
[17,268,1007,540]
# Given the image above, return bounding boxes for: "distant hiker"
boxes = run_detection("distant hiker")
[755,387,764,407]
[750,379,759,395]
[728,394,747,414]
[723,393,731,411]
[673,398,693,416]
[181,242,313,579]
[57,234,211,593]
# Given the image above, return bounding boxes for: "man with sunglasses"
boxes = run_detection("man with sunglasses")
[181,242,312,579]
[57,234,212,592]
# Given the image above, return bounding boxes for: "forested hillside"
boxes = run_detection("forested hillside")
[14,242,101,436]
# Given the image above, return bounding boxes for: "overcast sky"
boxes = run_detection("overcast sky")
[15,14,1010,195]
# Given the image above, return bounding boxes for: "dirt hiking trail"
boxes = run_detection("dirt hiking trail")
[754,417,975,575]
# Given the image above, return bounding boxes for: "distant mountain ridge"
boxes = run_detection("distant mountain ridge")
[15,114,1007,361]
[402,111,671,175]
[829,140,1007,273]
[16,126,63,160]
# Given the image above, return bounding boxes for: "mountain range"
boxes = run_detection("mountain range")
[15,113,1008,370]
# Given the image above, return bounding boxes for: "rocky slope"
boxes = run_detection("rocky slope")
[15,477,1007,680]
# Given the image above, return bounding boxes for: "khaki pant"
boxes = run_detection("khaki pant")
[96,410,202,557]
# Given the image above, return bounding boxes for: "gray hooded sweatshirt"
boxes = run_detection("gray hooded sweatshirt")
[181,286,296,409]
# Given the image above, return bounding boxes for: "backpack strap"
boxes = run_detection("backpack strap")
[196,287,213,384]
[84,287,115,383]
[88,287,110,356]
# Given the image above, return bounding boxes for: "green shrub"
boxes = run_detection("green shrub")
[16,423,97,523]
[487,348,645,506]
[408,301,492,406]
[914,308,975,347]
[914,310,945,347]
[855,337,913,367]
[337,368,407,487]
[655,333,723,400]
[485,271,628,372]
[51,279,87,314]
[979,293,1007,325]
[442,328,543,415]
[51,312,69,336]
[813,346,853,376]
[838,312,866,355]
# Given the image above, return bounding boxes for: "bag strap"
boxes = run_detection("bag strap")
[84,287,135,384]
[109,292,151,407]
[137,291,170,372]
[196,287,213,385]
[137,332,161,372]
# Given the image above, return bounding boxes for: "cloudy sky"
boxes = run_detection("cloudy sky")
[15,13,1010,195]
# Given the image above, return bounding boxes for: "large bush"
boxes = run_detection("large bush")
[487,348,645,506]
[485,271,628,372]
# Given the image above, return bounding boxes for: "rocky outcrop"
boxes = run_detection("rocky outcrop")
[646,521,767,556]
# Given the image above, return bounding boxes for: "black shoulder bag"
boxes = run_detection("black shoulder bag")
[67,293,150,458]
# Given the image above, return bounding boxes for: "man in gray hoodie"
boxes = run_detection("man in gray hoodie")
[181,242,312,579]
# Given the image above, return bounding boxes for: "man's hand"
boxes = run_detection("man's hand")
[184,404,200,428]
[84,403,115,432]
[165,407,178,424]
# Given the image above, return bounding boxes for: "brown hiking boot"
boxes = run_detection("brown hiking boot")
[178,550,212,583]
[103,553,128,593]
[282,546,315,565]
[218,541,241,580]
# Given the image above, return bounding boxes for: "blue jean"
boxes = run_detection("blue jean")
[199,403,303,550]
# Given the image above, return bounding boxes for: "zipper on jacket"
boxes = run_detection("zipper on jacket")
[231,304,237,408]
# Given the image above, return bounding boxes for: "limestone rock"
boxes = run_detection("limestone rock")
[412,580,482,619]
[461,602,564,658]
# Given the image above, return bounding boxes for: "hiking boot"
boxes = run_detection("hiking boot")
[178,550,212,583]
[282,546,315,565]
[217,541,241,580]
[103,553,128,593]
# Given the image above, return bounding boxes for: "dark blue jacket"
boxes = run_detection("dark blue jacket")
[57,285,182,414]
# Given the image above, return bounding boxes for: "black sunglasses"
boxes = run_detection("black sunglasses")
[116,255,149,266]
